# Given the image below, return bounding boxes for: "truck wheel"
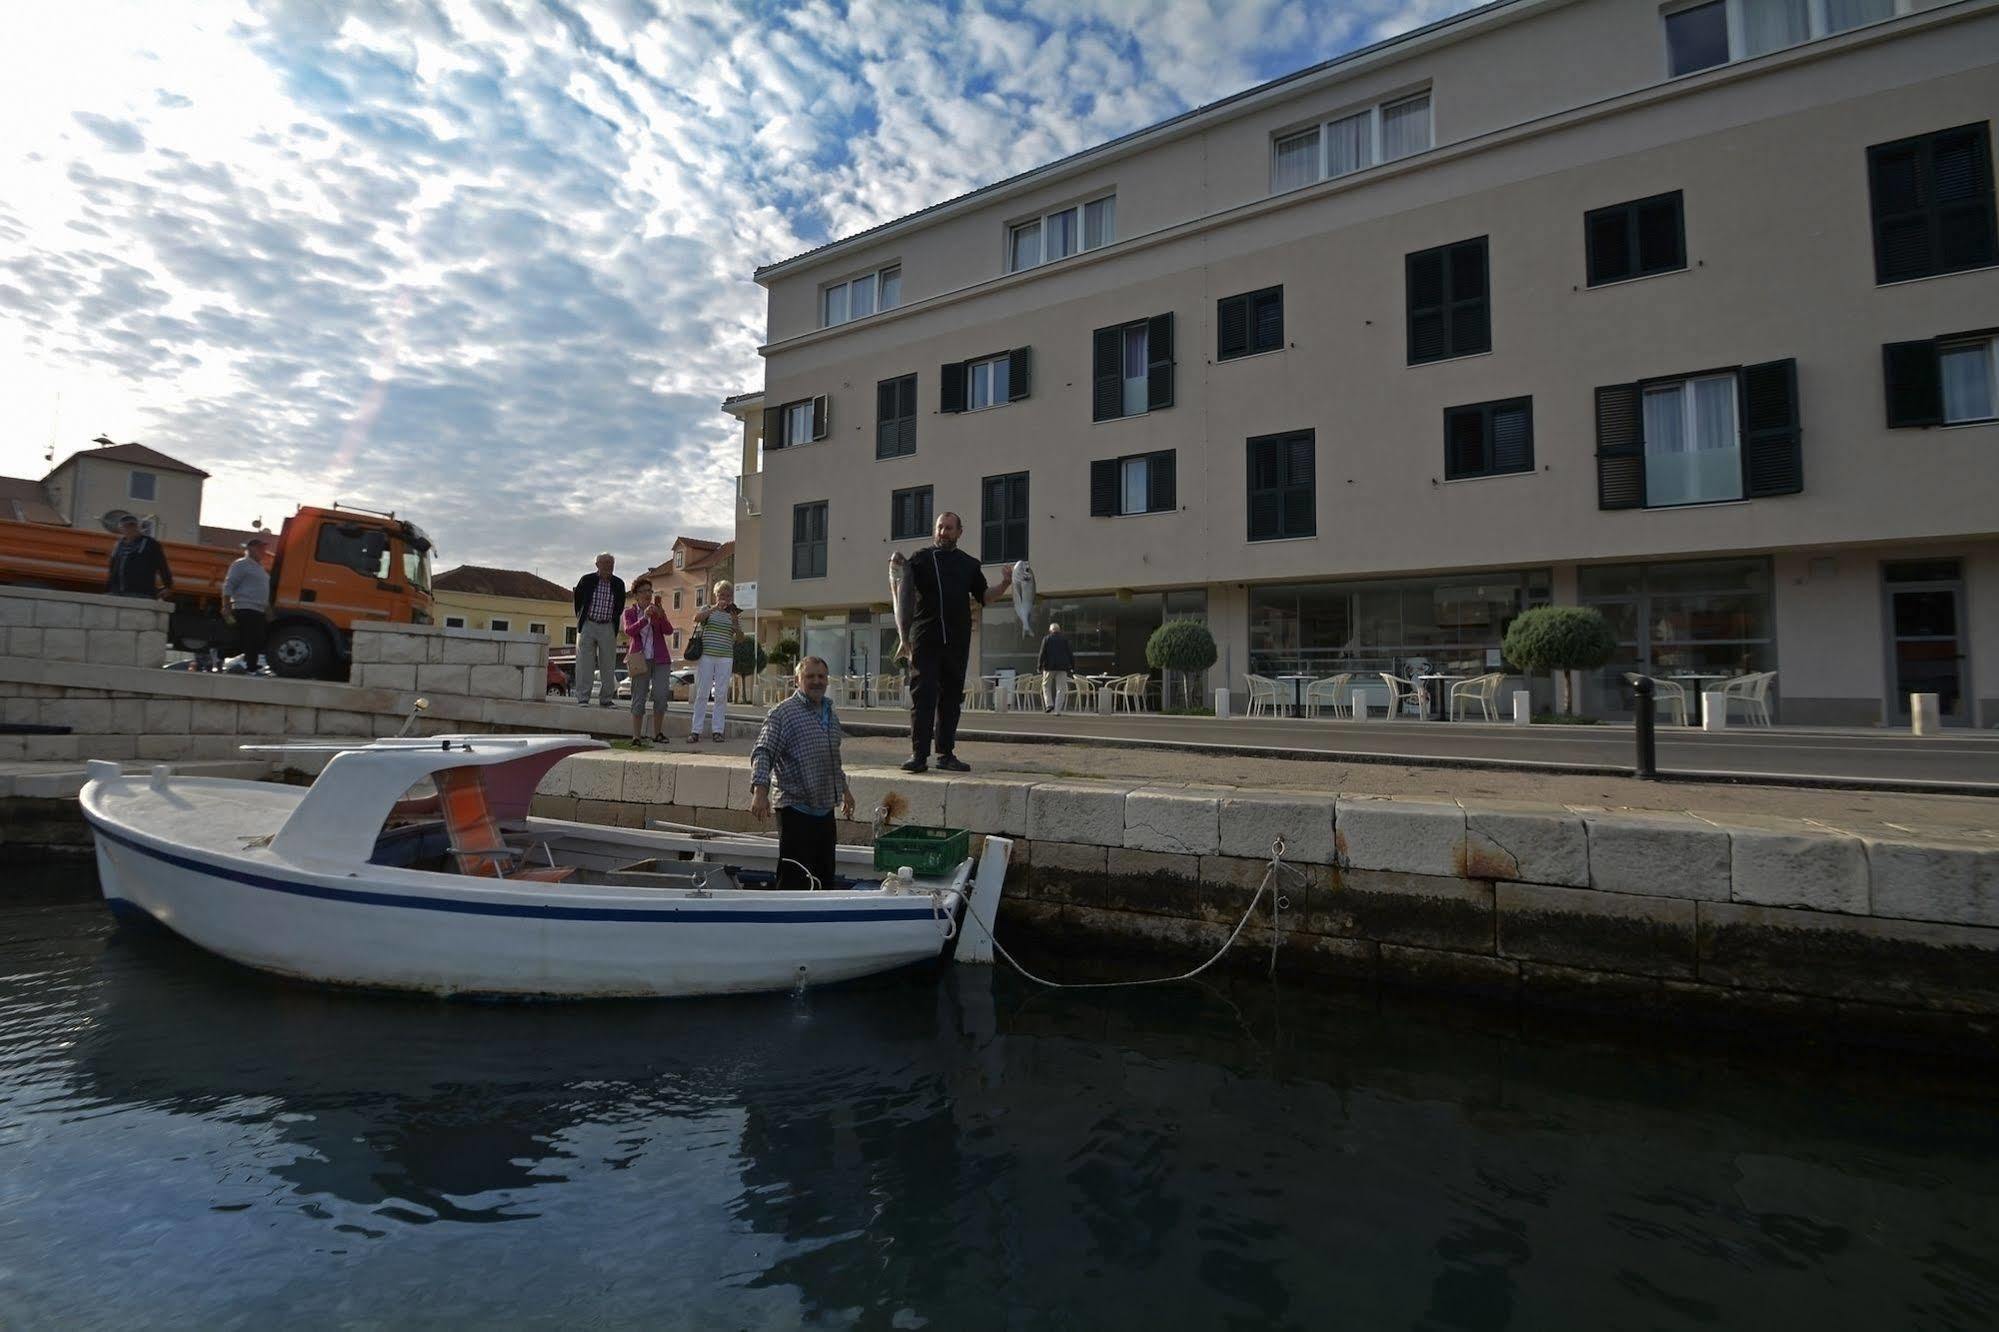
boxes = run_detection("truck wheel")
[267,623,333,679]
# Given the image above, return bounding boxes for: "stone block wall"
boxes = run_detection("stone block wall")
[528,751,1999,1047]
[0,586,169,669]
[351,623,547,703]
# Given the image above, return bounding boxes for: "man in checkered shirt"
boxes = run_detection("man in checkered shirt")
[750,656,856,891]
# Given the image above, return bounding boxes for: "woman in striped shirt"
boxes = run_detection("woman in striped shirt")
[686,579,741,744]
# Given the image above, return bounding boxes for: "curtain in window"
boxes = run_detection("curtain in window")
[879,267,900,309]
[1121,459,1147,515]
[849,274,875,318]
[1326,111,1372,177]
[1740,0,1809,56]
[1689,377,1735,450]
[1941,343,1994,422]
[823,284,848,326]
[1009,222,1039,272]
[1122,326,1148,417]
[1643,385,1687,456]
[1047,209,1078,260]
[1380,95,1430,162]
[1084,197,1115,249]
[1273,129,1318,191]
[1825,0,1894,33]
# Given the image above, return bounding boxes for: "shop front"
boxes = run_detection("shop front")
[1578,557,1776,718]
[979,588,1208,687]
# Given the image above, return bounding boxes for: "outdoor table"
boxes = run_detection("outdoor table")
[1415,674,1464,721]
[1276,673,1316,717]
[1669,673,1730,726]
[980,674,1004,711]
[1085,674,1120,715]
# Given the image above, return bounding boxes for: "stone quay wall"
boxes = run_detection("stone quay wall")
[0,585,171,670]
[531,751,1999,1047]
[350,622,545,702]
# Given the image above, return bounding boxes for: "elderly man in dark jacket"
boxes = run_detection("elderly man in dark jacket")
[105,515,174,600]
[571,552,626,708]
[1037,623,1076,715]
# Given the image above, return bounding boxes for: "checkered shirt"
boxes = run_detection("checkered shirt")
[751,691,851,814]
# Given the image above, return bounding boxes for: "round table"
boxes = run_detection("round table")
[1415,674,1464,721]
[1275,674,1316,717]
[1668,674,1730,726]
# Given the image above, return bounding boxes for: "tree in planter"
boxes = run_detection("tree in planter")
[732,637,767,677]
[1501,606,1617,718]
[767,636,800,674]
[1145,620,1218,712]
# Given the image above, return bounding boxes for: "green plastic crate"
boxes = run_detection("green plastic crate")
[874,825,971,877]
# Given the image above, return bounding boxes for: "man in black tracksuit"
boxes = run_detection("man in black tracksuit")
[902,511,1012,774]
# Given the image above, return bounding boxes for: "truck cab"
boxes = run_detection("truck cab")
[259,507,434,678]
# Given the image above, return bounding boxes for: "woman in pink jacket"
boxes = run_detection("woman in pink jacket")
[620,578,675,746]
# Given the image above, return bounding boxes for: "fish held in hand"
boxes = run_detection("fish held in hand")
[1010,560,1036,634]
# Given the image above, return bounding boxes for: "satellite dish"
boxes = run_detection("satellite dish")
[100,508,133,532]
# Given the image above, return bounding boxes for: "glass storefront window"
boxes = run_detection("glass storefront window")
[981,589,1208,684]
[1579,557,1775,716]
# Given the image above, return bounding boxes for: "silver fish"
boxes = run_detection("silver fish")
[889,551,911,662]
[1010,559,1035,635]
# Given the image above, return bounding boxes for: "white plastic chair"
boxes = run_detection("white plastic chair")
[1721,671,1775,726]
[1623,672,1688,726]
[1449,672,1506,721]
[1306,673,1353,718]
[964,675,994,711]
[1115,673,1153,714]
[1062,673,1094,713]
[1243,674,1280,718]
[1378,673,1421,719]
[1009,674,1043,711]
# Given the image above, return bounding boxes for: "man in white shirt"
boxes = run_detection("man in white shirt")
[222,536,272,673]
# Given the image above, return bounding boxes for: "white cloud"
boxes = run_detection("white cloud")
[0,0,1476,578]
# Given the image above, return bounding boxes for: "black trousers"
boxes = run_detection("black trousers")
[235,610,267,671]
[778,807,838,891]
[907,634,970,759]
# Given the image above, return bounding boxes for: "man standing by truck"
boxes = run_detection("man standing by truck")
[571,552,625,708]
[104,515,173,600]
[223,535,271,673]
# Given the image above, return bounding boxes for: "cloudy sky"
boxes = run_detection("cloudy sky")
[0,0,1472,580]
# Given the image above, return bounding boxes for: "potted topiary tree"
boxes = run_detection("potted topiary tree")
[767,635,800,674]
[1500,606,1617,720]
[1145,620,1218,712]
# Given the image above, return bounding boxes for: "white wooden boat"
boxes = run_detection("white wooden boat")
[78,735,1009,999]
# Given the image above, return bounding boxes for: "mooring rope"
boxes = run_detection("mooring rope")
[957,838,1305,990]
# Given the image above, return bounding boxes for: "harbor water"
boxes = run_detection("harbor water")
[4,862,1998,1330]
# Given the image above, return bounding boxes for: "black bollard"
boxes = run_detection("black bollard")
[1633,675,1657,780]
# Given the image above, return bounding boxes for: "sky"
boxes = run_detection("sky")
[0,0,1476,580]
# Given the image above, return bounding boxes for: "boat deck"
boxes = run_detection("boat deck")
[88,776,306,856]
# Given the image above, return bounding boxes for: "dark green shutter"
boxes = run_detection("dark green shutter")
[1282,433,1315,538]
[1217,295,1248,359]
[1147,450,1175,512]
[1585,205,1631,286]
[1090,459,1118,516]
[1146,313,1174,411]
[1444,406,1486,478]
[1008,347,1031,401]
[1252,287,1283,352]
[1491,401,1533,474]
[897,375,917,453]
[1448,238,1490,357]
[1008,473,1029,559]
[1594,383,1645,509]
[1882,339,1943,428]
[875,381,897,457]
[1092,325,1121,421]
[981,476,1003,562]
[763,405,783,450]
[810,394,828,441]
[1406,248,1447,363]
[1247,437,1280,540]
[940,362,966,414]
[1739,359,1802,497]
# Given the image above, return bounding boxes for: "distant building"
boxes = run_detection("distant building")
[431,565,573,644]
[724,390,791,653]
[1,441,211,544]
[641,537,737,656]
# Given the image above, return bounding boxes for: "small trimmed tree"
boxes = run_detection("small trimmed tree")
[1501,606,1617,717]
[733,637,767,677]
[768,636,800,673]
[1146,620,1219,711]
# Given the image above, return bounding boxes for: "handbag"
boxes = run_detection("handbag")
[684,632,705,661]
[626,647,651,677]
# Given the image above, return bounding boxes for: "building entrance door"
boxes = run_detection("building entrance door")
[1883,560,1968,726]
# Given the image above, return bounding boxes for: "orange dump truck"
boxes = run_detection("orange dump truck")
[0,504,434,678]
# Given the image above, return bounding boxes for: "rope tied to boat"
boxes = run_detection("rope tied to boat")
[959,837,1305,990]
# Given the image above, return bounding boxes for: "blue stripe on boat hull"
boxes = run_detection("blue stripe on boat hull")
[86,819,949,925]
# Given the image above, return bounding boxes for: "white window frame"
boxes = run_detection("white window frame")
[128,470,156,501]
[1939,336,1998,425]
[529,622,547,636]
[1121,325,1149,419]
[564,626,578,645]
[784,400,815,445]
[1120,456,1150,516]
[443,615,466,629]
[1006,194,1116,273]
[967,354,1011,411]
[1662,0,1910,78]
[1269,90,1432,195]
[820,264,901,328]
[489,618,510,632]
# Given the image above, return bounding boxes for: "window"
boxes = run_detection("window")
[941,349,1030,412]
[529,622,547,636]
[565,626,578,645]
[1884,333,1999,426]
[1247,431,1315,541]
[1406,236,1490,364]
[696,589,705,607]
[1006,195,1115,272]
[1217,286,1283,360]
[891,485,934,540]
[128,470,156,501]
[314,523,391,579]
[980,472,1029,563]
[876,374,917,458]
[1091,314,1174,421]
[1444,398,1535,480]
[791,502,828,579]
[673,589,682,609]
[1668,0,1901,77]
[1594,359,1801,509]
[1586,192,1686,285]
[1867,124,1997,285]
[763,395,829,450]
[821,265,901,327]
[1090,451,1176,516]
[489,618,510,633]
[1269,92,1431,193]
[444,616,466,629]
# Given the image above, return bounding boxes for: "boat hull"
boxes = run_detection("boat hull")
[88,819,966,1000]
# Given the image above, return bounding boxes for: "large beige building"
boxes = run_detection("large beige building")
[744,0,1999,725]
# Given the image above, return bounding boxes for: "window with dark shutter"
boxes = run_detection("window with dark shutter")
[791,502,828,579]
[762,405,783,451]
[1246,430,1314,541]
[1585,192,1686,286]
[1146,314,1174,411]
[1882,339,1944,428]
[1092,315,1174,420]
[1738,359,1802,497]
[1867,123,1998,285]
[1089,459,1118,516]
[876,374,917,458]
[1406,237,1489,364]
[940,361,967,414]
[1443,398,1534,480]
[981,472,1029,563]
[890,485,933,540]
[1217,286,1282,361]
[1090,450,1176,516]
[1147,450,1175,512]
[1008,347,1032,401]
[810,394,828,442]
[1092,326,1121,421]
[1594,384,1645,510]
[1217,294,1250,360]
